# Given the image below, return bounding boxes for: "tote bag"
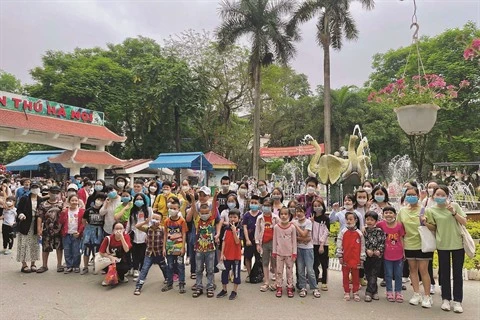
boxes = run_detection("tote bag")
[418,207,436,253]
[94,236,112,270]
[459,223,475,258]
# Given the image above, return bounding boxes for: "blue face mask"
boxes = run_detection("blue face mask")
[250,204,259,211]
[434,197,447,204]
[262,206,271,213]
[374,195,385,203]
[134,200,144,208]
[94,185,103,192]
[227,202,236,210]
[107,191,117,199]
[121,196,131,203]
[405,195,418,204]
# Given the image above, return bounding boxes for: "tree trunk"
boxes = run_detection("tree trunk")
[253,63,261,179]
[323,45,332,155]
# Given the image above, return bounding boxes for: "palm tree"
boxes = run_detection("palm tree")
[216,0,297,178]
[288,0,374,155]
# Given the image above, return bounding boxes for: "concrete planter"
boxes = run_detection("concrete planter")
[394,104,440,135]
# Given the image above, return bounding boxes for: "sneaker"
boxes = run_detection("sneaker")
[64,268,73,274]
[128,268,134,276]
[179,282,186,294]
[441,299,451,311]
[88,257,94,266]
[216,289,228,298]
[80,267,89,275]
[4,249,11,255]
[365,294,372,302]
[101,280,108,286]
[360,278,367,286]
[276,287,282,298]
[452,301,463,313]
[380,280,386,287]
[119,278,129,283]
[228,291,237,300]
[421,295,432,308]
[372,293,379,300]
[133,270,139,278]
[134,288,141,295]
[185,257,190,266]
[430,284,435,295]
[409,292,422,306]
[402,277,409,283]
[161,284,173,292]
[321,283,328,291]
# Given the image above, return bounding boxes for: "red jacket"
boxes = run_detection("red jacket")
[59,208,85,237]
[336,227,366,268]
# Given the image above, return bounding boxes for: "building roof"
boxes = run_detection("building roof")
[0,109,126,144]
[150,152,213,171]
[111,159,153,174]
[205,151,237,170]
[48,149,125,167]
[5,150,65,171]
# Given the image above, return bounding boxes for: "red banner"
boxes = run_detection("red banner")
[260,144,323,158]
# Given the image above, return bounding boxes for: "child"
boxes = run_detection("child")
[363,211,385,302]
[59,195,85,273]
[1,196,17,254]
[336,211,365,302]
[272,207,297,298]
[255,198,279,292]
[133,213,167,295]
[377,206,405,303]
[162,197,187,293]
[312,199,330,291]
[242,195,261,281]
[293,205,321,298]
[81,192,106,274]
[217,209,242,300]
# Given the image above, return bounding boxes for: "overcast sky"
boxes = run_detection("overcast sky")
[0,0,478,90]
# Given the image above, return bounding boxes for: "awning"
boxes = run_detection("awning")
[259,144,323,158]
[6,150,65,171]
[149,152,213,171]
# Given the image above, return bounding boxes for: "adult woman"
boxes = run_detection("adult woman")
[237,182,249,217]
[99,221,132,285]
[257,180,270,204]
[100,185,121,236]
[59,194,85,273]
[86,179,106,209]
[271,187,284,216]
[128,193,151,279]
[369,185,391,221]
[146,180,160,208]
[425,185,467,313]
[16,182,42,273]
[397,186,432,308]
[362,180,374,200]
[421,180,439,294]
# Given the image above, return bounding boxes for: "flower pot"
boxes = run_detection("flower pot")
[394,104,440,135]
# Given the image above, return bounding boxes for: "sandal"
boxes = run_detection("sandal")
[190,274,196,280]
[386,291,395,302]
[353,292,361,302]
[36,266,48,273]
[30,265,37,272]
[299,288,307,298]
[260,283,269,292]
[192,289,203,298]
[207,289,214,298]
[344,292,351,301]
[269,284,276,291]
[57,266,64,273]
[21,265,31,273]
[395,292,404,303]
[313,289,321,298]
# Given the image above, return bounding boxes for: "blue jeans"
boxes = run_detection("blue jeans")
[195,251,215,290]
[297,248,318,290]
[63,234,82,268]
[188,230,196,275]
[136,254,167,289]
[166,255,185,285]
[384,259,403,293]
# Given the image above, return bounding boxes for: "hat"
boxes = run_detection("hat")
[198,186,211,196]
[67,183,78,191]
[49,185,61,192]
[30,181,40,188]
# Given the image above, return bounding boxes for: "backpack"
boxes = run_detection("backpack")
[248,258,264,284]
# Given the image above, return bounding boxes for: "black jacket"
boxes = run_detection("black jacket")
[16,194,42,235]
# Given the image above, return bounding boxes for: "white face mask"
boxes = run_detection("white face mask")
[238,188,247,196]
[357,199,367,206]
[5,201,13,207]
[363,187,372,194]
[307,186,316,194]
[31,188,41,195]
[117,182,125,188]
[149,186,157,193]
[168,209,179,217]
[258,186,266,193]
[427,188,434,196]
[181,186,190,192]
[344,204,354,210]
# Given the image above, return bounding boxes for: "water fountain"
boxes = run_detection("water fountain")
[450,180,479,210]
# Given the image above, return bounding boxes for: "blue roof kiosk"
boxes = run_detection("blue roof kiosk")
[149,152,212,185]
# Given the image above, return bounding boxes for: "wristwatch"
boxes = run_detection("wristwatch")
[452,212,457,216]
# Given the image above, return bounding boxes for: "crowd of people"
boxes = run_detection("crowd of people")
[0,174,469,312]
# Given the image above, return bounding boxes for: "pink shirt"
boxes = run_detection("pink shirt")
[272,223,297,257]
[377,221,405,261]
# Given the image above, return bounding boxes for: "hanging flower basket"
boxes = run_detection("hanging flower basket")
[394,104,440,135]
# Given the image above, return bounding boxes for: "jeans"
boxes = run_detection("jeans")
[187,230,196,275]
[2,224,14,250]
[63,234,81,268]
[195,251,215,290]
[384,259,403,293]
[221,260,241,285]
[136,254,167,289]
[296,248,317,290]
[438,249,464,302]
[313,245,329,284]
[166,255,185,285]
[364,256,382,295]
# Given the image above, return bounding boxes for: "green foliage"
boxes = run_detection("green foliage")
[0,142,53,164]
[266,159,284,175]
[0,70,22,93]
[466,221,480,239]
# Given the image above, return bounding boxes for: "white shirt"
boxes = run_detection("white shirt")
[67,208,79,234]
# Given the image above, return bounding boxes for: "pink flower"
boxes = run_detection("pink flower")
[472,38,480,50]
[459,80,470,88]
[464,47,475,60]
[446,85,455,90]
[434,93,445,99]
[448,91,458,98]
[367,92,376,101]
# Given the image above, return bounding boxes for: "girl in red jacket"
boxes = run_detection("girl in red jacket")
[336,211,366,302]
[59,195,85,273]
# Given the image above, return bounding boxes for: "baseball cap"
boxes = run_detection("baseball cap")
[49,185,61,192]
[67,183,78,191]
[198,186,211,196]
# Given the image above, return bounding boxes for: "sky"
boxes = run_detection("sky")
[0,0,478,90]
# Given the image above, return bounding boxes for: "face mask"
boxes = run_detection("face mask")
[363,187,372,194]
[181,186,189,192]
[272,195,282,201]
[307,186,316,194]
[95,200,104,207]
[49,194,58,201]
[5,201,13,207]
[149,219,159,227]
[94,185,103,192]
[88,188,94,195]
[117,182,125,188]
[134,200,144,208]
[434,196,447,204]
[221,185,229,192]
[149,186,157,193]
[250,204,259,211]
[374,195,385,203]
[200,213,210,221]
[313,207,323,214]
[76,181,83,187]
[405,195,418,204]
[238,188,247,196]
[167,203,172,209]
[258,186,266,193]
[344,204,354,210]
[31,188,40,195]
[108,191,117,199]
[163,190,170,195]
[346,222,356,230]
[121,196,131,203]
[427,188,434,196]
[357,199,367,206]
[262,206,271,213]
[67,191,76,197]
[288,208,296,215]
[168,209,179,217]
[227,202,236,209]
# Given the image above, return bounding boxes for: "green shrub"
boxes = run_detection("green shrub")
[466,221,480,239]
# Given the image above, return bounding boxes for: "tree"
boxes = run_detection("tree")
[0,70,22,93]
[216,0,298,178]
[288,0,375,155]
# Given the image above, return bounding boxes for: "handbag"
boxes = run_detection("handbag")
[104,263,118,285]
[458,223,475,258]
[94,236,113,270]
[418,207,436,253]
